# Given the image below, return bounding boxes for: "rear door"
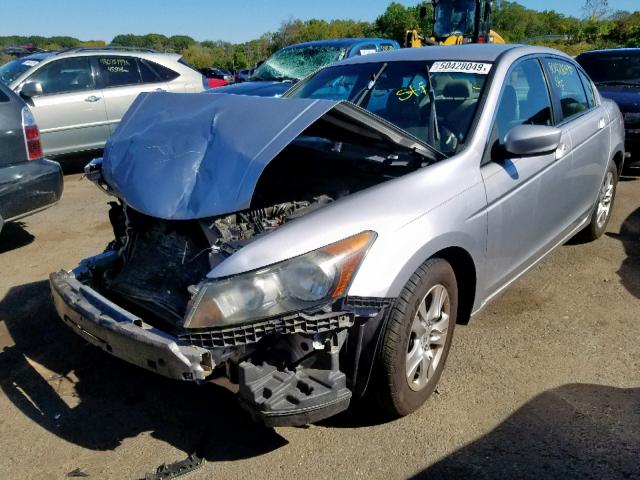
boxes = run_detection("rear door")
[95,55,169,134]
[22,56,109,155]
[542,57,609,220]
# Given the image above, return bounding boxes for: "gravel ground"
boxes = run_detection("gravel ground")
[0,164,638,480]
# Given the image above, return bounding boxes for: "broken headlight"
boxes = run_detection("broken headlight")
[184,231,376,328]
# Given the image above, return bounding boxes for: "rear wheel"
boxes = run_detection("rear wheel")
[582,160,618,241]
[376,258,457,417]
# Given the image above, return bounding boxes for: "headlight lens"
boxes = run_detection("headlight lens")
[184,231,376,328]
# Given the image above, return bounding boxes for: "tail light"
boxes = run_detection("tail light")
[478,35,486,44]
[21,107,43,160]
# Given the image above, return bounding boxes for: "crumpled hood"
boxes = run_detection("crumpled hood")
[211,81,293,97]
[102,92,340,219]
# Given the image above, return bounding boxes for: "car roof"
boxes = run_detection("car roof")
[18,49,180,62]
[338,44,522,66]
[283,38,398,50]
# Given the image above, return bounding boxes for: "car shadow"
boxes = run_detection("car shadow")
[0,280,287,463]
[606,206,640,299]
[411,383,639,479]
[54,151,102,176]
[0,222,35,254]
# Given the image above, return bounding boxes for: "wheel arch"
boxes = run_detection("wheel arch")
[430,246,477,325]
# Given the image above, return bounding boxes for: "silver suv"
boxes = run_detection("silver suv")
[0,47,206,156]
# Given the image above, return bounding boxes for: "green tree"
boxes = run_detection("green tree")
[168,35,196,52]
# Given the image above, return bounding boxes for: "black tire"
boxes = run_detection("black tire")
[375,258,458,417]
[581,159,618,242]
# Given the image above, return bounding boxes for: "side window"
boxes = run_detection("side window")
[27,57,95,95]
[380,43,396,52]
[578,70,596,108]
[543,58,589,122]
[97,56,141,87]
[146,60,180,81]
[494,59,553,143]
[137,59,161,83]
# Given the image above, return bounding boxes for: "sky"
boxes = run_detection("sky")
[1,0,638,44]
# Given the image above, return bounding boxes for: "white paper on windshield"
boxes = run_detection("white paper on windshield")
[430,61,492,74]
[22,60,38,67]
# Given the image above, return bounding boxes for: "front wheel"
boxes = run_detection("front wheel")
[375,258,458,417]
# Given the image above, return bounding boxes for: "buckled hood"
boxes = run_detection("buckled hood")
[102,92,434,220]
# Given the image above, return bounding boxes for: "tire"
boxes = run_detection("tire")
[582,159,618,241]
[375,258,458,417]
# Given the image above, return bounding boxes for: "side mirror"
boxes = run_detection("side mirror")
[504,125,562,156]
[20,81,43,98]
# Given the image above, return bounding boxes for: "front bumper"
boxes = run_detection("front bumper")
[50,269,212,382]
[50,260,359,426]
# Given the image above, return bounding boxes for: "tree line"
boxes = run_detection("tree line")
[1,1,639,70]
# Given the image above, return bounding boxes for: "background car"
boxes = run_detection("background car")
[200,67,234,88]
[234,67,254,83]
[0,47,207,157]
[577,48,640,167]
[0,81,62,236]
[51,45,624,426]
[213,38,400,97]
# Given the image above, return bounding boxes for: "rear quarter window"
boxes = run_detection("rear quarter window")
[151,60,180,81]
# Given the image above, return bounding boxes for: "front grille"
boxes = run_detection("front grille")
[179,311,354,349]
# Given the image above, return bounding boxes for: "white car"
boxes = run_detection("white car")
[0,47,206,156]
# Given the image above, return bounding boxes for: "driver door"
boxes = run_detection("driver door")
[480,57,572,298]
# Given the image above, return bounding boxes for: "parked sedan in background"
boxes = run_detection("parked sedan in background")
[51,45,623,427]
[0,81,62,235]
[0,47,206,157]
[213,38,400,97]
[577,48,640,166]
[200,67,234,89]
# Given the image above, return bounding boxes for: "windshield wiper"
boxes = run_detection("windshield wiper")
[354,63,388,107]
[425,64,440,146]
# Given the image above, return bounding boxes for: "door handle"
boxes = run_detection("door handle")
[85,95,101,102]
[598,118,606,130]
[555,142,570,160]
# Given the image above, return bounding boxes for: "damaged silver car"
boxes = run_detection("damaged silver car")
[50,45,625,426]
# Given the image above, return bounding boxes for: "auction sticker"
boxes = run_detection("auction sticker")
[430,61,492,74]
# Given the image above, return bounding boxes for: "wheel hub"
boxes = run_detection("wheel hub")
[406,284,450,392]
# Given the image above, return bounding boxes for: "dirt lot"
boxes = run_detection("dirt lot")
[0,163,638,480]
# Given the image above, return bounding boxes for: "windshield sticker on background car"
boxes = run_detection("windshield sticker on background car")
[359,49,377,56]
[430,61,492,74]
[22,60,38,67]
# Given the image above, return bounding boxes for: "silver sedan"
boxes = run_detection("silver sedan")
[51,44,625,426]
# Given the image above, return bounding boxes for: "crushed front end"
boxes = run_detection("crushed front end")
[51,181,389,426]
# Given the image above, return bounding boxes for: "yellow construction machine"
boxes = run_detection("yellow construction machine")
[405,0,505,48]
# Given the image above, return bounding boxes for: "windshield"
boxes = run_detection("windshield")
[434,0,477,40]
[578,53,640,86]
[288,60,491,154]
[0,57,43,84]
[251,45,347,82]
